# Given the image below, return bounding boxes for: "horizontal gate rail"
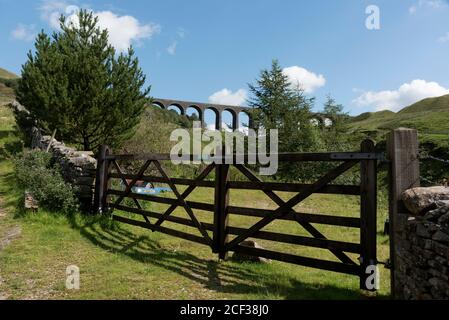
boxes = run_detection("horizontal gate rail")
[108,190,360,228]
[94,139,380,291]
[109,173,215,188]
[231,245,360,276]
[111,203,361,253]
[109,172,360,195]
[228,181,360,195]
[105,151,382,162]
[107,189,215,211]
[227,226,361,253]
[227,205,361,228]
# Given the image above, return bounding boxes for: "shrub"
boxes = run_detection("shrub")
[0,78,19,90]
[14,150,78,213]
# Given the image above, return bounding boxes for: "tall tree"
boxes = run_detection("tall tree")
[16,10,150,151]
[321,94,350,150]
[247,59,324,181]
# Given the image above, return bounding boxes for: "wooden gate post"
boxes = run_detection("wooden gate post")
[213,163,230,260]
[360,139,378,291]
[93,144,111,214]
[386,128,419,299]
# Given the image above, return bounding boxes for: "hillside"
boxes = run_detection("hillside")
[0,68,19,106]
[347,94,449,149]
[0,67,18,79]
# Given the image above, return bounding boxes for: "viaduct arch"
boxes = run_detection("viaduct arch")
[152,98,253,131]
[151,98,335,131]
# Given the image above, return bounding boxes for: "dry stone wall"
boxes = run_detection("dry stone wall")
[396,187,449,299]
[33,133,97,211]
[10,100,98,211]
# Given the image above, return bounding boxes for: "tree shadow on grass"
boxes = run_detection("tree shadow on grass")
[67,214,367,300]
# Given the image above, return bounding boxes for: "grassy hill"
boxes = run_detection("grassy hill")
[347,94,449,149]
[0,68,19,106]
[0,67,18,80]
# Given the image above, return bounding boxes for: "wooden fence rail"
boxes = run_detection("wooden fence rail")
[93,139,382,291]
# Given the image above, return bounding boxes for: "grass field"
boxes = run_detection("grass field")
[0,104,391,299]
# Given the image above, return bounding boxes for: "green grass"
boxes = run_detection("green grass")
[0,104,391,299]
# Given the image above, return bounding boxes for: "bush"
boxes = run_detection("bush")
[0,78,19,90]
[14,150,79,213]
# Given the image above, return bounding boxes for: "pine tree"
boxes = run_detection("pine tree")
[16,10,150,151]
[321,95,350,150]
[247,59,324,181]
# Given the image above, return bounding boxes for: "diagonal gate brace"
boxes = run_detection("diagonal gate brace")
[228,161,358,265]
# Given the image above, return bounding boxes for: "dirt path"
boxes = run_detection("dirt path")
[0,197,21,300]
[0,197,21,249]
[0,225,21,251]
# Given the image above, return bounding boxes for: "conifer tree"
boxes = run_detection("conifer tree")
[16,9,150,151]
[321,95,350,150]
[247,59,324,181]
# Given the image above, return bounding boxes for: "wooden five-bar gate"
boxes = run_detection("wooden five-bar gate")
[93,139,382,291]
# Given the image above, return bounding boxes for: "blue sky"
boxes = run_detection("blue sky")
[1,0,449,126]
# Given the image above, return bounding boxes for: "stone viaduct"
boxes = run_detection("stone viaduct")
[151,98,333,131]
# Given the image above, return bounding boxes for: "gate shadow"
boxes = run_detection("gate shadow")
[67,215,364,300]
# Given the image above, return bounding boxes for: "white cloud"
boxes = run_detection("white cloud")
[282,66,326,93]
[206,122,232,132]
[208,88,247,106]
[11,24,37,41]
[38,1,160,52]
[94,11,160,52]
[207,65,325,107]
[167,41,177,55]
[39,0,70,28]
[409,0,448,14]
[438,32,449,42]
[353,79,449,111]
[426,0,447,8]
[205,122,248,134]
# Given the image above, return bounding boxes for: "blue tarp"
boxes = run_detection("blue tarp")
[119,180,172,195]
[132,186,172,195]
